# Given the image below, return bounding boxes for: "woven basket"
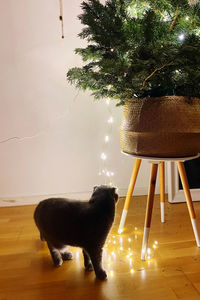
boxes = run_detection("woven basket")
[120,96,200,158]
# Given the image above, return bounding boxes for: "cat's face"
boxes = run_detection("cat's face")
[91,185,118,203]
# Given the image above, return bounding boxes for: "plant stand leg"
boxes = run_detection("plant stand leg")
[159,162,165,223]
[118,158,142,234]
[141,163,158,261]
[177,162,200,247]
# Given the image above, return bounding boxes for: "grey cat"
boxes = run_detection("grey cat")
[34,185,118,280]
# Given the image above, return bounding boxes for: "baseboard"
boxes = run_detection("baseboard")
[168,189,200,203]
[0,186,152,207]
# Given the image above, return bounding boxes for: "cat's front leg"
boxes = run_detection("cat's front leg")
[82,249,93,271]
[86,247,107,280]
[47,242,63,267]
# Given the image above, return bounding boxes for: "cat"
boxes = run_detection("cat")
[34,185,118,280]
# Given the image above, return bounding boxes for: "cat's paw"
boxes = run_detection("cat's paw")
[85,262,94,271]
[61,251,73,261]
[96,269,107,280]
[53,257,63,267]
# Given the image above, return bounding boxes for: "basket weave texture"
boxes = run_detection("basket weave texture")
[120,96,200,157]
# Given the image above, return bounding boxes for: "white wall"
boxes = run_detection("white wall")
[0,0,161,206]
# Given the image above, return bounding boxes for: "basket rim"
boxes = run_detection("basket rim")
[124,95,200,103]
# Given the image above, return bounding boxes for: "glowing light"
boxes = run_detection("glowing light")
[178,33,185,41]
[120,246,123,251]
[101,153,107,160]
[105,135,109,142]
[128,238,132,242]
[153,245,157,249]
[185,16,189,20]
[147,248,151,254]
[154,241,158,245]
[108,117,114,123]
[113,240,116,244]
[135,235,138,239]
[141,249,145,256]
[134,227,138,231]
[147,255,151,260]
[111,252,116,260]
[130,269,134,274]
[195,29,200,36]
[119,237,123,244]
[110,48,114,52]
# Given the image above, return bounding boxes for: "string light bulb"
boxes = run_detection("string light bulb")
[178,33,185,41]
[110,270,114,276]
[101,153,107,160]
[105,135,109,142]
[108,117,114,123]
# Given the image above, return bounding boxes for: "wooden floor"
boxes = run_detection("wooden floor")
[1,195,200,300]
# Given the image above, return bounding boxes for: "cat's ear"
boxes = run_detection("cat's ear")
[93,186,98,191]
[110,187,116,194]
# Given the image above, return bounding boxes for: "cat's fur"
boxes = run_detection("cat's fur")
[34,185,118,280]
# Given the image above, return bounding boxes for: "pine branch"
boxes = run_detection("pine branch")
[169,6,179,31]
[140,61,172,90]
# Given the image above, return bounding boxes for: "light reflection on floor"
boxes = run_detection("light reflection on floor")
[70,223,159,278]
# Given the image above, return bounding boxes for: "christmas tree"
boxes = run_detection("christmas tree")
[67,0,200,105]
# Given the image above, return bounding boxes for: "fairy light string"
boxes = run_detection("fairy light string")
[99,98,115,186]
